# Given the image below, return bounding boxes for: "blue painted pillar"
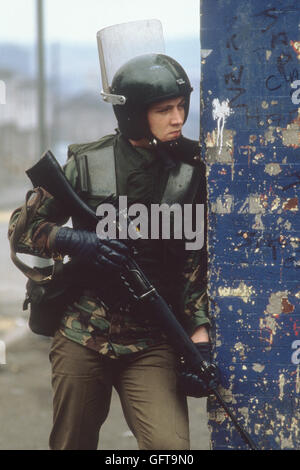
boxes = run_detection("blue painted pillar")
[200,0,300,450]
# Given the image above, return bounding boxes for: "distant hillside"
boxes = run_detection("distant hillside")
[0,43,33,76]
[0,37,200,93]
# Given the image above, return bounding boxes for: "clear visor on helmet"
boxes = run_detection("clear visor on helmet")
[97,19,165,105]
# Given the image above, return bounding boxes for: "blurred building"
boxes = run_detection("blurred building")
[58,91,116,143]
[0,69,37,182]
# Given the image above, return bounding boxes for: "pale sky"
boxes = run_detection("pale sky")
[0,0,200,140]
[0,0,200,44]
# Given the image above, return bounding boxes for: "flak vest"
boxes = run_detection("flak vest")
[67,135,204,313]
[68,136,202,222]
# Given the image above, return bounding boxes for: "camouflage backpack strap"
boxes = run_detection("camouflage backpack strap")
[9,188,63,283]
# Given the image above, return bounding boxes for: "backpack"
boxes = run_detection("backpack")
[9,187,72,336]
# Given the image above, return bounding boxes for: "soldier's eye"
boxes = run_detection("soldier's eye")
[157,107,170,113]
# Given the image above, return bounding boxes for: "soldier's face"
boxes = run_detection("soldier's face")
[147,96,185,142]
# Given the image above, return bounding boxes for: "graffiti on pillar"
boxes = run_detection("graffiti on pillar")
[223,6,299,129]
[212,98,234,154]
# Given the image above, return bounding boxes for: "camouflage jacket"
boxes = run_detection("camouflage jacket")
[8,133,210,359]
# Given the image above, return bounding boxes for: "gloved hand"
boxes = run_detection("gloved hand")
[54,227,131,273]
[178,342,221,398]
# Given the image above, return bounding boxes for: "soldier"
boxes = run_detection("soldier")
[9,53,217,450]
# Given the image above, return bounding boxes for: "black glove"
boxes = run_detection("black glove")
[178,342,221,398]
[54,227,131,273]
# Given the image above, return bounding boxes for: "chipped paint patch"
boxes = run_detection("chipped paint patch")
[238,194,266,214]
[211,194,234,213]
[277,410,300,449]
[218,282,255,303]
[237,407,250,427]
[281,297,295,314]
[260,292,285,345]
[208,407,227,425]
[254,423,263,435]
[260,292,296,345]
[280,111,300,147]
[266,50,272,61]
[270,196,281,211]
[264,127,276,144]
[259,316,277,346]
[252,363,265,373]
[279,373,285,400]
[205,130,217,148]
[234,342,246,359]
[264,163,281,176]
[296,366,300,395]
[252,214,265,230]
[281,127,300,147]
[290,40,300,59]
[282,197,298,211]
[249,194,266,214]
[201,49,213,59]
[253,152,264,162]
[208,384,238,428]
[205,129,236,163]
[266,291,289,315]
[290,237,300,249]
[237,194,299,214]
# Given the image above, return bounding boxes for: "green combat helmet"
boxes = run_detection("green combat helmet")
[111,53,193,141]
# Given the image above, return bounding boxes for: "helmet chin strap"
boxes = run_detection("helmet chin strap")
[147,134,183,169]
[148,134,181,149]
[148,133,201,166]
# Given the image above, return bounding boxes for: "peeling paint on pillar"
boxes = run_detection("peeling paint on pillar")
[200,0,300,450]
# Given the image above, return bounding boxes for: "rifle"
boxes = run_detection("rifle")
[26,150,259,450]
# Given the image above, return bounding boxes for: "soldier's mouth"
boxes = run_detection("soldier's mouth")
[169,130,181,138]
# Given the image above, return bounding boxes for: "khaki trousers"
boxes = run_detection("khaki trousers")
[49,331,190,450]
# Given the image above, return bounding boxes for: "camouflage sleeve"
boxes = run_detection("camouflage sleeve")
[181,249,210,336]
[181,173,210,336]
[8,156,78,259]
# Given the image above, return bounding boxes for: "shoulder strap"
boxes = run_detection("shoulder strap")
[72,141,117,198]
[75,154,89,194]
[76,145,117,197]
[9,188,63,284]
